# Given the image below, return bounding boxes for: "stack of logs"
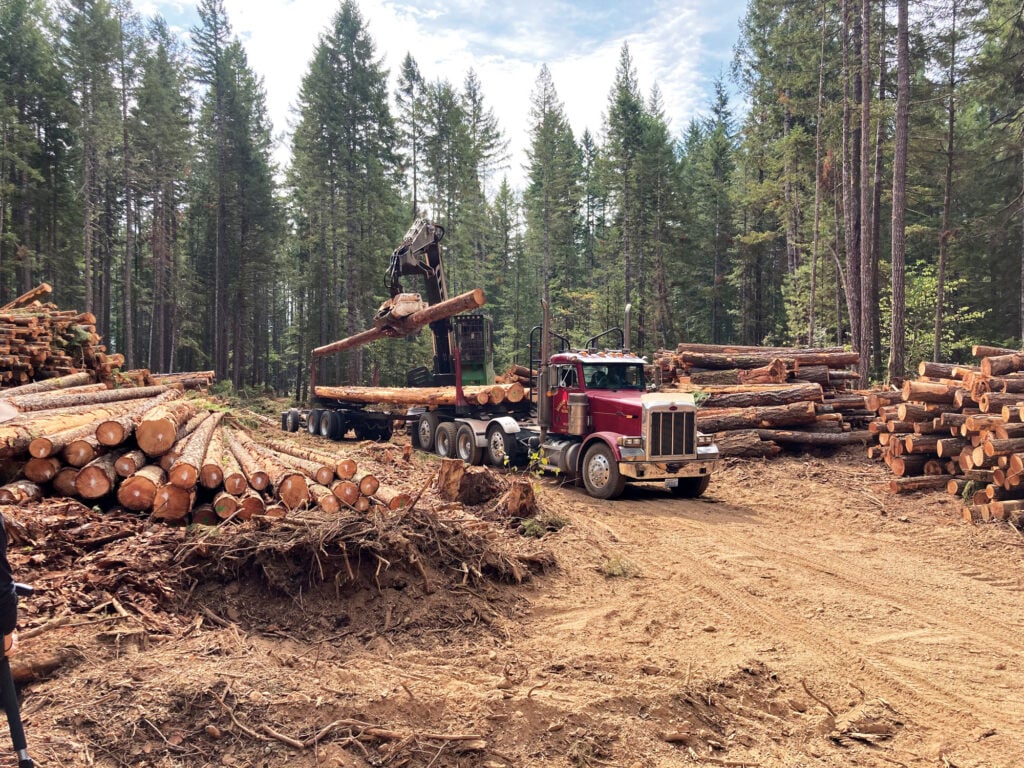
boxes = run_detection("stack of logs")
[655,343,863,392]
[497,365,534,388]
[866,345,1024,522]
[653,344,871,458]
[0,375,411,525]
[0,284,124,385]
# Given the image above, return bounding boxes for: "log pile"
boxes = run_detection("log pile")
[653,344,871,456]
[655,342,862,394]
[497,364,534,388]
[0,284,124,385]
[0,375,417,525]
[864,345,1024,523]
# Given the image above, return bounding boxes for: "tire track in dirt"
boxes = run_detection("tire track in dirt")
[578,493,1016,726]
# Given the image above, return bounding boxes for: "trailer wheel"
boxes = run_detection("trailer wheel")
[307,409,322,436]
[319,411,335,439]
[285,409,301,433]
[581,443,626,500]
[455,424,484,465]
[485,424,516,466]
[435,422,458,458]
[669,475,710,498]
[416,412,440,452]
[320,411,345,441]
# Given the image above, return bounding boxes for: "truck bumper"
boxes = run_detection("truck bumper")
[618,459,719,481]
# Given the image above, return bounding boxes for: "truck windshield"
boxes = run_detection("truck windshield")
[583,363,645,390]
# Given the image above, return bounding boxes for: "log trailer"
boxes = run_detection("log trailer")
[283,218,720,500]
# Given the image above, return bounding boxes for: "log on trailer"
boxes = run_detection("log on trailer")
[313,381,524,407]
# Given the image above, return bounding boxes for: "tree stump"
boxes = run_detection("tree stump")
[436,458,465,501]
[500,478,537,517]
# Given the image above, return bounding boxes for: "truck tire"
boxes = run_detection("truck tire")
[307,409,322,436]
[435,422,458,458]
[669,475,710,498]
[581,443,626,500]
[320,411,345,441]
[485,424,516,466]
[285,409,301,433]
[455,423,484,465]
[416,412,440,452]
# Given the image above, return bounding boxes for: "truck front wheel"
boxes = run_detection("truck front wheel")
[669,476,710,498]
[581,443,626,500]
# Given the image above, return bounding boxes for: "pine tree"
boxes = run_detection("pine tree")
[524,64,580,333]
[289,0,399,385]
[135,16,191,373]
[61,0,120,320]
[395,52,424,219]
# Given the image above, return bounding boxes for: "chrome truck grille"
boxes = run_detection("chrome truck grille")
[648,409,696,458]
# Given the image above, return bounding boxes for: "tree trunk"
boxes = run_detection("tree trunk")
[935,2,958,362]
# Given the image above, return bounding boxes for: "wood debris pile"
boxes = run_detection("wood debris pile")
[655,343,872,458]
[865,344,1024,525]
[178,503,554,595]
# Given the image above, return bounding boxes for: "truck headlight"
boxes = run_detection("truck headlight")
[696,433,713,447]
[617,436,643,448]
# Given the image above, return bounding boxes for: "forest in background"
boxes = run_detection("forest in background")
[2,0,1023,395]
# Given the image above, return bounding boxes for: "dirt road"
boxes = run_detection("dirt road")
[492,453,1024,767]
[16,449,1024,767]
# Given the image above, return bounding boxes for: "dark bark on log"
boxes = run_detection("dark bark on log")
[712,430,783,458]
[751,429,872,446]
[887,475,950,493]
[696,402,818,432]
[698,383,823,409]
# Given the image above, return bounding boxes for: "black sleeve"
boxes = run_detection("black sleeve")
[0,515,18,635]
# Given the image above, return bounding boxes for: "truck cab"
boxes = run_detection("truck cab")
[539,351,719,499]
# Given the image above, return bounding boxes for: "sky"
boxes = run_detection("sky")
[141,0,749,191]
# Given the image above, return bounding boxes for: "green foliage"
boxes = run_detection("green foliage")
[600,556,642,579]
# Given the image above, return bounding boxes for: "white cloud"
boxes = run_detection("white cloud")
[155,0,743,191]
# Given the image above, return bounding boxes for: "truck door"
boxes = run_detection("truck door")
[550,364,580,434]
